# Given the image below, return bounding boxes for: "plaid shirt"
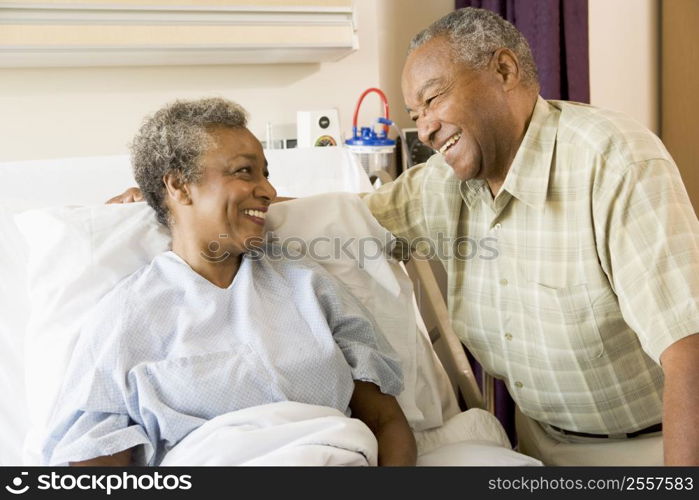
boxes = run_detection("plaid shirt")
[364,97,699,434]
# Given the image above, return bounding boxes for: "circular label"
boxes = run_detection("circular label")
[318,116,330,129]
[315,135,337,147]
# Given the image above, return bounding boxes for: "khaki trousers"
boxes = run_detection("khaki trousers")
[515,407,663,466]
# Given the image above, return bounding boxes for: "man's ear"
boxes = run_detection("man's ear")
[491,47,521,91]
[163,171,191,205]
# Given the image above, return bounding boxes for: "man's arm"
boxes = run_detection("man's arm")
[349,380,416,466]
[660,333,699,465]
[70,448,134,466]
[107,186,294,205]
[106,187,143,204]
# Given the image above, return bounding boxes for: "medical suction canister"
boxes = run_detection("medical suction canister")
[344,87,410,180]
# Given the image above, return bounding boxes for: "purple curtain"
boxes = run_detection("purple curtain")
[455,0,589,102]
[453,0,590,446]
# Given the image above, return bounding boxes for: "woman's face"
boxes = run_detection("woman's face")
[187,126,276,261]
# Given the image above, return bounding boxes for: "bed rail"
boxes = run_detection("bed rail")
[404,257,486,412]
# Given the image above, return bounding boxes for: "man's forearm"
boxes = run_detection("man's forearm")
[661,333,699,465]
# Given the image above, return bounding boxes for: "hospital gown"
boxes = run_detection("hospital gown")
[42,250,403,465]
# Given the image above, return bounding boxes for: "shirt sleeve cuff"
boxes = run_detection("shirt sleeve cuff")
[343,342,404,397]
[46,412,152,466]
[645,317,699,364]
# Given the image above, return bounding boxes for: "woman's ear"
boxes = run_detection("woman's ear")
[163,171,191,205]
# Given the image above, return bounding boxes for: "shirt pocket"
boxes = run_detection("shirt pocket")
[521,283,604,360]
[144,346,282,419]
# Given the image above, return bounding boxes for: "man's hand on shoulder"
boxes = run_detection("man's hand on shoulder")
[272,196,295,204]
[106,189,293,205]
[106,187,143,204]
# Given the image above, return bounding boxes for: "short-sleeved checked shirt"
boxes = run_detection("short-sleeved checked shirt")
[364,96,699,434]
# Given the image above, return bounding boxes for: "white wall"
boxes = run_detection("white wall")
[0,0,383,161]
[588,0,659,132]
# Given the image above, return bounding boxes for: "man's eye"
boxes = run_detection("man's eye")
[235,167,252,174]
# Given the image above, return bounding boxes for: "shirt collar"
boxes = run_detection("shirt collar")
[460,96,560,209]
[459,178,487,209]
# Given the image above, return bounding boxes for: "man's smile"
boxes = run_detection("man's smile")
[438,132,462,155]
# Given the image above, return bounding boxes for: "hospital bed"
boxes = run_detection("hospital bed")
[0,147,541,466]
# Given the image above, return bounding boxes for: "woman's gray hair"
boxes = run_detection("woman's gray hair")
[130,97,248,227]
[409,7,539,88]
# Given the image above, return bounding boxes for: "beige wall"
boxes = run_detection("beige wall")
[661,0,699,213]
[588,0,659,133]
[589,0,698,213]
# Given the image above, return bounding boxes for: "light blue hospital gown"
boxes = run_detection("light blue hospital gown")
[42,250,403,466]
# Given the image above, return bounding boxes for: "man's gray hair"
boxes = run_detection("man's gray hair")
[410,7,539,88]
[131,97,248,227]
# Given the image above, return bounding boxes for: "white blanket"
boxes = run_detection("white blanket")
[160,402,378,466]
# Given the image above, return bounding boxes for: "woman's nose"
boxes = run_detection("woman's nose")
[255,177,277,202]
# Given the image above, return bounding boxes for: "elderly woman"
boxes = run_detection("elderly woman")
[41,97,416,466]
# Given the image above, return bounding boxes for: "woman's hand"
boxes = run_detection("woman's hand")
[106,187,144,204]
[349,380,417,466]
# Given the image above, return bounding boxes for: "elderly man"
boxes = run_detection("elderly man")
[362,7,699,465]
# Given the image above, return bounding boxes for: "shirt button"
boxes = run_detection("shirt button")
[514,381,523,388]
[495,223,502,230]
[499,278,508,286]
[504,333,513,341]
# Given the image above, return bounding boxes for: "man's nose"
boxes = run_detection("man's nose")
[417,115,440,148]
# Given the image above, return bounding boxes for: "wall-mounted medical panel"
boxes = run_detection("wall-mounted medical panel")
[0,0,357,67]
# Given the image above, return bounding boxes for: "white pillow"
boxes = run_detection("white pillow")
[15,203,171,464]
[0,207,30,465]
[15,195,456,464]
[265,193,458,429]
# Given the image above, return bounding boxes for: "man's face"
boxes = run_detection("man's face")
[402,36,510,182]
[188,127,276,258]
